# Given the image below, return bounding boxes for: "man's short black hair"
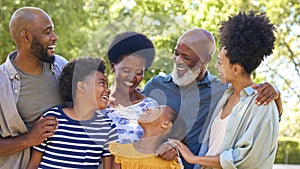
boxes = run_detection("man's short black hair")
[219,11,276,74]
[107,32,155,69]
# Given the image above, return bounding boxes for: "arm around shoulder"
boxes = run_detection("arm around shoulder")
[274,92,283,121]
[0,134,31,156]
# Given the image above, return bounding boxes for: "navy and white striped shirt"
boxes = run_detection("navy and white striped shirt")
[34,106,118,169]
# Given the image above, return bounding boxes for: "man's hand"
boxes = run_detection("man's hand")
[0,116,58,156]
[156,142,178,161]
[252,82,280,105]
[26,116,58,146]
[252,82,283,119]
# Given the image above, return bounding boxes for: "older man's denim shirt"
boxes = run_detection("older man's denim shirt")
[143,71,227,169]
[195,85,279,169]
[0,51,67,169]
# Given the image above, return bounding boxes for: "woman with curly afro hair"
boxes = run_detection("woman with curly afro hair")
[170,11,279,169]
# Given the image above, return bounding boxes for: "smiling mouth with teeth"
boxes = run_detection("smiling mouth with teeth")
[102,96,109,101]
[176,65,186,71]
[124,81,134,86]
[48,45,56,50]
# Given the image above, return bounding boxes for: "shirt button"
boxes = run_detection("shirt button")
[14,90,18,93]
[15,74,20,80]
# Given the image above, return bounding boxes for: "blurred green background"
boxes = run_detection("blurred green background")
[1,0,299,164]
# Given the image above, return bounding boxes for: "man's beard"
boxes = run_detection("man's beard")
[31,36,55,63]
[171,62,202,86]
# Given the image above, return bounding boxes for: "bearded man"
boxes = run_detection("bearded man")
[0,7,67,168]
[143,28,282,169]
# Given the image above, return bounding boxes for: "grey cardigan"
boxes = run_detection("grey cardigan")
[0,51,67,169]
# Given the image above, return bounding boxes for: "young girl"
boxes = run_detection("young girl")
[26,57,118,169]
[109,105,185,169]
[170,11,279,169]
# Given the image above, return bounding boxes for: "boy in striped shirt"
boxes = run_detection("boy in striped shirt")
[26,57,118,169]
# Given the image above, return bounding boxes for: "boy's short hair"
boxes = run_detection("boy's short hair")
[59,57,106,105]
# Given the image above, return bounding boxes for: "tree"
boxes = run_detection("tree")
[1,0,299,137]
[0,0,91,63]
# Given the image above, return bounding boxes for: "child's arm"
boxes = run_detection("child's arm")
[103,156,121,169]
[103,156,112,169]
[113,163,121,169]
[26,149,43,169]
[112,155,121,169]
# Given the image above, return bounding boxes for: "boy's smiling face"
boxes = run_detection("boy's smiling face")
[82,71,110,110]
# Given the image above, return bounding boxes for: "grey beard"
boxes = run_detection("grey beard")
[171,63,202,86]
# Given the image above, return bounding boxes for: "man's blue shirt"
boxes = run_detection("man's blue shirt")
[143,71,227,169]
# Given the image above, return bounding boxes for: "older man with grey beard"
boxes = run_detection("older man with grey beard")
[143,28,282,169]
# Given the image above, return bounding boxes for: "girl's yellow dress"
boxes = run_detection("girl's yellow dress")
[109,142,181,169]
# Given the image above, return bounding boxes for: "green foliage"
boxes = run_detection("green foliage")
[0,1,19,63]
[1,0,299,138]
[0,0,91,62]
[275,137,300,164]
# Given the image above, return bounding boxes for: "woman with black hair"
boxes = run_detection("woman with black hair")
[170,11,279,169]
[101,32,159,144]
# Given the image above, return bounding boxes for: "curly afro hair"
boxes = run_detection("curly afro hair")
[59,57,106,106]
[219,10,276,74]
[107,32,155,69]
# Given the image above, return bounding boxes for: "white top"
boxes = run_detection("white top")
[206,108,231,156]
[196,85,279,169]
